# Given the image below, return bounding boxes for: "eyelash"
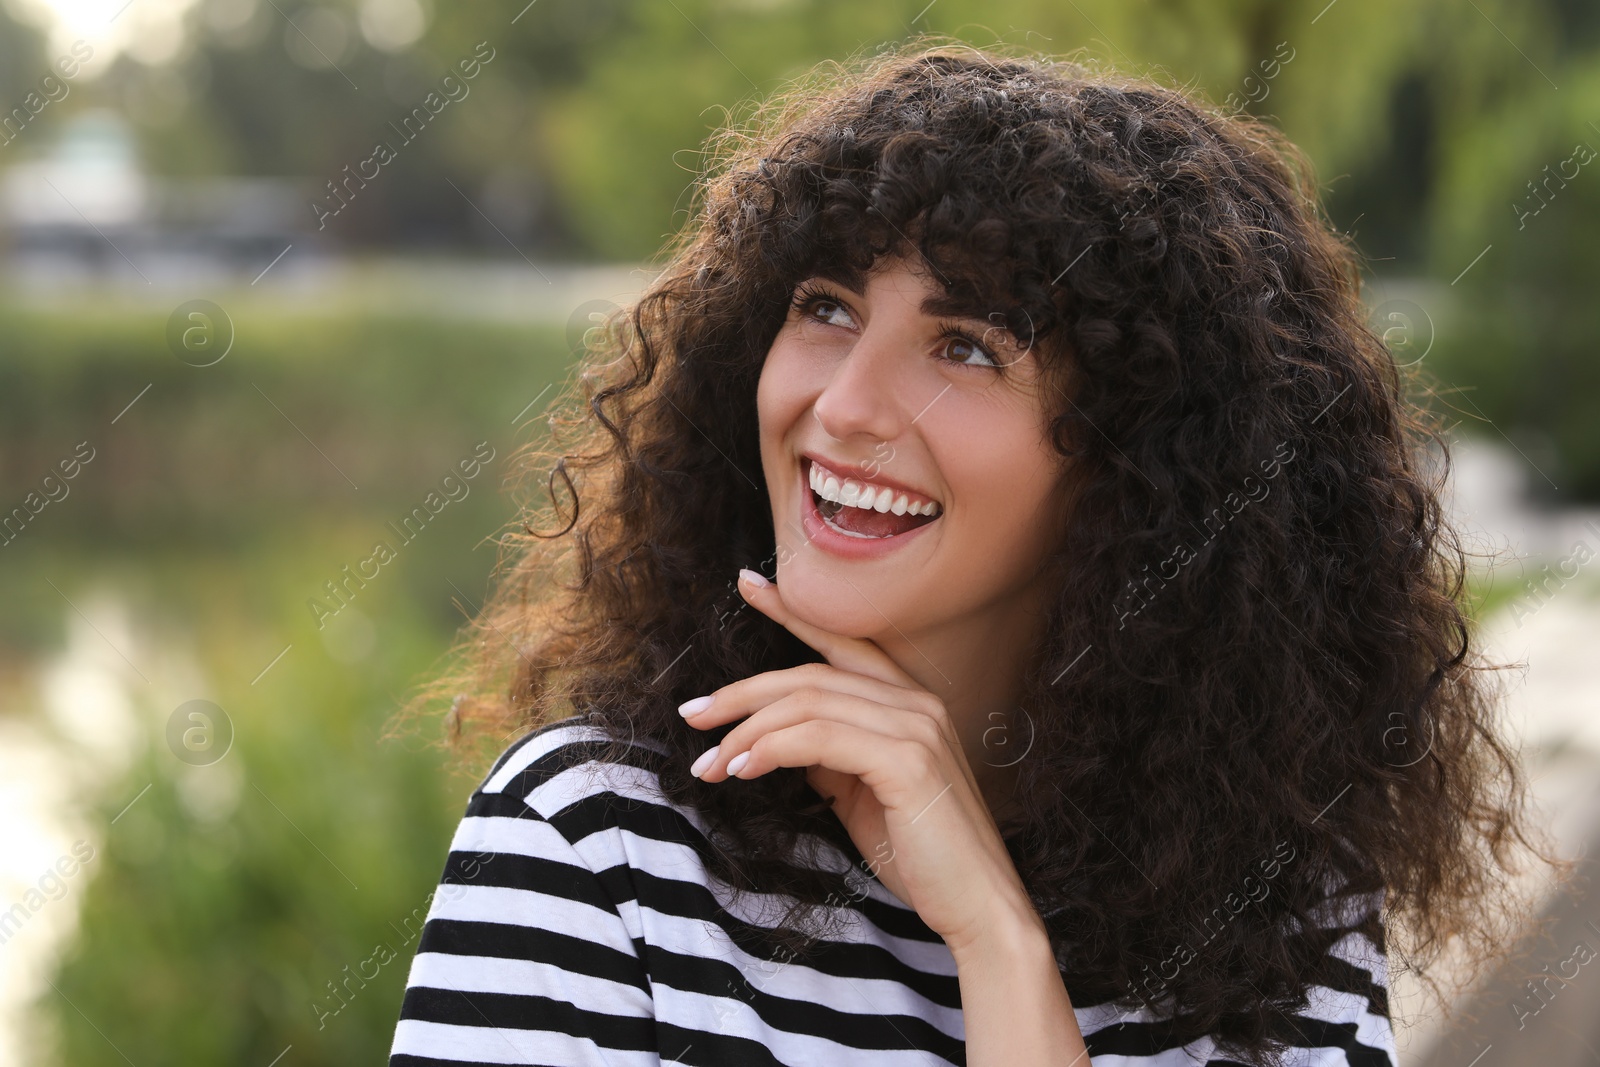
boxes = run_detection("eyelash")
[788,282,1003,371]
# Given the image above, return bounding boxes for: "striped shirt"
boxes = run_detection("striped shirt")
[389,715,1400,1066]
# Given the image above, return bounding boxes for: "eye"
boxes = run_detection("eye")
[791,282,1006,373]
[933,323,1001,370]
[791,284,857,329]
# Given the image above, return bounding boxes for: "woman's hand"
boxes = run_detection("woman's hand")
[679,568,1041,956]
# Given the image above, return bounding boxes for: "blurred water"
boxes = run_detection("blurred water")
[0,587,146,1066]
[0,251,653,323]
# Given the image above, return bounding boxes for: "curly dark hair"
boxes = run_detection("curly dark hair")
[401,36,1564,1067]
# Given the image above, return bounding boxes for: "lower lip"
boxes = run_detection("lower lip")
[797,460,940,560]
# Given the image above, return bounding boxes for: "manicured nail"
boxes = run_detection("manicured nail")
[739,568,770,588]
[725,751,751,777]
[679,695,715,717]
[690,745,720,778]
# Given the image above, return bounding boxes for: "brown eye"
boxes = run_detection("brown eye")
[936,327,1000,370]
[791,285,856,329]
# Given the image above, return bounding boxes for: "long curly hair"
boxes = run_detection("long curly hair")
[402,37,1564,1066]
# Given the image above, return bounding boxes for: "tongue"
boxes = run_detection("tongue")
[823,497,935,538]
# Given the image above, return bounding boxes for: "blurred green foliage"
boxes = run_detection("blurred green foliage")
[3,0,1599,1061]
[41,539,470,1064]
[0,303,566,551]
[2,306,567,1063]
[0,2,47,110]
[1424,53,1600,498]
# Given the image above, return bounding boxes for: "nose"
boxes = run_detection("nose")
[810,319,914,444]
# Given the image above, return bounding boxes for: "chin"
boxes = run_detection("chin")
[775,554,895,639]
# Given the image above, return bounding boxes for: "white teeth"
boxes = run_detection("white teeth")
[807,460,941,517]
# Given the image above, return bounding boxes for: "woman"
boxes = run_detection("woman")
[387,39,1558,1066]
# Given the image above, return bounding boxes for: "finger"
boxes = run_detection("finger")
[679,661,944,732]
[742,720,1027,926]
[736,569,917,687]
[717,718,947,815]
[692,689,941,782]
[803,763,861,813]
[688,679,986,825]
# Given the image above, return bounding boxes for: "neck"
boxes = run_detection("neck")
[872,578,1054,825]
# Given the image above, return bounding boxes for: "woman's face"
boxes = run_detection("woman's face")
[756,251,1071,644]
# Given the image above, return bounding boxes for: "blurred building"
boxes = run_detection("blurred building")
[0,109,312,284]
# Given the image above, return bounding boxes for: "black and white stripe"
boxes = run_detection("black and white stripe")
[389,716,1399,1066]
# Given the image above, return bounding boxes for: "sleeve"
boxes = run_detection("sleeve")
[387,782,659,1066]
[1213,889,1400,1067]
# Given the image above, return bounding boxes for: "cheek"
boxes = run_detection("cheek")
[756,341,810,440]
[938,409,1064,549]
[756,345,799,494]
[755,351,780,429]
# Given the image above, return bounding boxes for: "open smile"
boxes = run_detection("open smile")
[798,456,942,559]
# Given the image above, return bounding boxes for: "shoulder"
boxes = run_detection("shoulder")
[1252,879,1397,1067]
[391,719,662,1061]
[473,713,675,823]
[1260,885,1399,1066]
[1071,885,1398,1066]
[475,712,671,799]
[455,714,694,884]
[1293,887,1397,1063]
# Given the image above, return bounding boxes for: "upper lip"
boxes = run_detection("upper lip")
[801,452,942,507]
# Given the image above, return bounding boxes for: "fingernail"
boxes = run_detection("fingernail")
[725,751,751,777]
[739,568,770,588]
[690,745,720,778]
[679,695,715,717]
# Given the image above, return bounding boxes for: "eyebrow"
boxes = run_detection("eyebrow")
[803,267,1025,347]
